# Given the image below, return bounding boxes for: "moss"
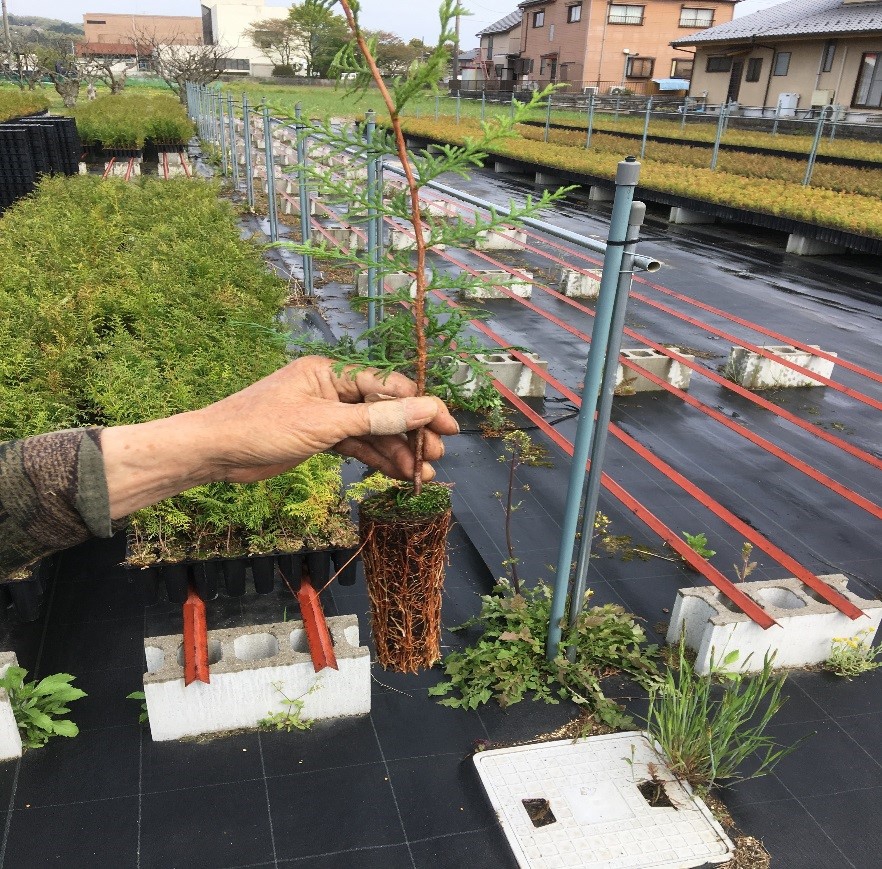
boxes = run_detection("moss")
[360,482,452,521]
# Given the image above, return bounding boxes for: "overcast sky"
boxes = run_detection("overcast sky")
[11,0,784,45]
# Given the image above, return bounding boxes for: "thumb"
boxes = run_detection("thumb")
[366,395,441,436]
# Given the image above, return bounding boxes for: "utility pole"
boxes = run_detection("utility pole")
[2,0,12,71]
[451,11,460,88]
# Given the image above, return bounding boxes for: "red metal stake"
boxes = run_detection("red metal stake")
[297,575,338,673]
[182,585,210,686]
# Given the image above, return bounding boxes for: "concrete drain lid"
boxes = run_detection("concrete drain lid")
[473,731,734,868]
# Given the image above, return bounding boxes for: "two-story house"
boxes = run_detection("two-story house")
[673,0,882,119]
[476,10,527,91]
[516,0,736,94]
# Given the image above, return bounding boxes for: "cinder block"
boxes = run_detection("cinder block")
[389,227,444,251]
[669,206,715,225]
[420,199,451,218]
[449,352,548,398]
[615,347,694,394]
[461,269,532,300]
[667,574,882,675]
[557,267,601,299]
[320,222,364,252]
[588,185,614,202]
[475,227,527,251]
[355,271,420,297]
[279,193,316,216]
[786,234,848,256]
[143,615,370,741]
[78,161,88,175]
[725,344,836,389]
[105,159,141,178]
[0,652,22,761]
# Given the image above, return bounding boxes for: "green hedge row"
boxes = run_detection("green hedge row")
[0,176,351,558]
[0,88,49,122]
[71,93,195,149]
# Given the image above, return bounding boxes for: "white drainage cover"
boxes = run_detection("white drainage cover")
[473,731,734,869]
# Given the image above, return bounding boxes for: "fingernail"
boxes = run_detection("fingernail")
[453,418,461,434]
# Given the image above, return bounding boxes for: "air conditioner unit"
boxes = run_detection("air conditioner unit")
[492,54,508,65]
[583,86,598,97]
[810,89,833,106]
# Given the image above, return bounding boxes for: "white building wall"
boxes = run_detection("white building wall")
[204,0,293,76]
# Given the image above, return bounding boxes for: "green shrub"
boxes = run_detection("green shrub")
[0,89,49,122]
[71,93,194,149]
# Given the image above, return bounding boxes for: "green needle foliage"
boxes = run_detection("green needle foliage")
[285,0,572,423]
[0,667,86,750]
[0,89,49,122]
[645,639,806,794]
[429,581,660,728]
[71,93,195,148]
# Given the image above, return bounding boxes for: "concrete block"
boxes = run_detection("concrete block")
[320,222,364,252]
[535,171,562,187]
[78,161,88,175]
[0,652,22,761]
[786,233,848,256]
[493,160,523,174]
[725,344,836,390]
[143,615,370,741]
[475,227,527,251]
[669,206,715,225]
[355,271,419,297]
[420,199,452,218]
[588,185,614,202]
[557,267,601,299]
[105,159,141,178]
[461,269,532,300]
[450,352,548,398]
[389,227,444,251]
[615,347,694,394]
[668,575,882,675]
[279,193,316,216]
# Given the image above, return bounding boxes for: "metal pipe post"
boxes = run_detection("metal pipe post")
[710,104,727,170]
[365,110,378,329]
[481,88,486,122]
[772,103,781,135]
[680,97,688,131]
[243,95,254,209]
[547,157,641,660]
[566,200,647,648]
[510,92,516,122]
[544,96,552,142]
[294,103,314,296]
[219,93,228,177]
[456,90,461,124]
[614,95,621,123]
[435,94,440,120]
[262,102,279,242]
[585,92,595,149]
[375,157,385,322]
[640,97,652,159]
[804,105,831,186]
[227,94,239,190]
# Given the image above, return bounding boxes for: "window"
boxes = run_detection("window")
[679,7,714,27]
[533,10,545,27]
[608,5,645,24]
[540,55,557,80]
[85,19,106,24]
[822,40,836,73]
[486,36,494,60]
[549,23,555,40]
[706,55,732,72]
[626,56,654,78]
[567,3,583,22]
[217,58,250,71]
[773,51,791,76]
[745,57,763,82]
[854,52,882,107]
[671,58,694,78]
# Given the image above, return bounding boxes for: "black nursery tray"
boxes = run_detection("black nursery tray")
[124,545,360,606]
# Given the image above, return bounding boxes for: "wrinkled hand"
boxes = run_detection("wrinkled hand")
[199,355,459,484]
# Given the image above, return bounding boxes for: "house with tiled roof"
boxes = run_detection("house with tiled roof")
[672,0,882,118]
[475,10,525,90]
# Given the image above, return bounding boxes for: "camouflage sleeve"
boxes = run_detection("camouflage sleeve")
[0,429,113,580]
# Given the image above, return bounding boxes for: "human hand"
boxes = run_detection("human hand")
[197,355,459,484]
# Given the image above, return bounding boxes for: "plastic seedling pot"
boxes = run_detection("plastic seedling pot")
[305,551,331,586]
[332,547,359,586]
[162,562,190,604]
[250,555,276,594]
[223,558,248,597]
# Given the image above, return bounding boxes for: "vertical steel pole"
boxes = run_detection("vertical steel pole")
[544,96,552,142]
[294,103,314,296]
[227,94,239,190]
[481,87,486,122]
[219,92,228,177]
[710,103,727,170]
[585,92,595,148]
[243,94,254,209]
[263,102,279,243]
[456,89,461,124]
[681,96,688,131]
[435,93,440,120]
[614,94,621,123]
[640,97,652,159]
[772,102,781,135]
[510,92,516,121]
[375,155,385,322]
[804,105,831,186]
[547,157,641,660]
[566,200,647,646]
[365,110,378,330]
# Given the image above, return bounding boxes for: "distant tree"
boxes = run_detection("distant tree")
[288,0,349,78]
[81,49,138,94]
[35,36,84,107]
[363,31,428,77]
[244,17,302,72]
[6,32,44,90]
[139,28,234,105]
